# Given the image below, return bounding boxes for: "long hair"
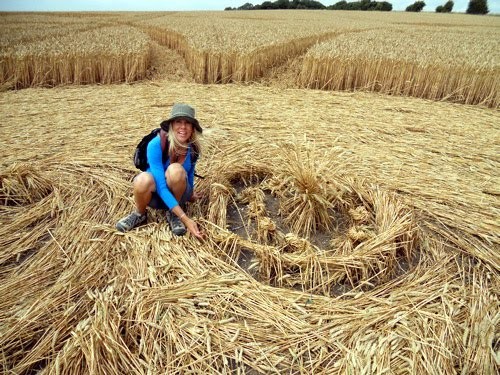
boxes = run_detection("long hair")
[167,126,201,161]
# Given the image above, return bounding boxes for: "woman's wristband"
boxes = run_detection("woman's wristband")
[179,213,186,220]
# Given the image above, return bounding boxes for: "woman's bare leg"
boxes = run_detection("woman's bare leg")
[133,172,156,214]
[165,163,187,202]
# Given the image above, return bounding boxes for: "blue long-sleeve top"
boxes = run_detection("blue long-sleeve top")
[146,134,195,210]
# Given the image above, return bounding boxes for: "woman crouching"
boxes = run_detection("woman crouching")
[116,103,204,240]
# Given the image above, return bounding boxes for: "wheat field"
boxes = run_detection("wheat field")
[299,26,499,106]
[1,10,499,375]
[1,11,499,106]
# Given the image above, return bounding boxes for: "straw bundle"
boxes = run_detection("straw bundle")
[236,186,277,244]
[264,141,339,238]
[207,182,235,228]
[0,163,54,206]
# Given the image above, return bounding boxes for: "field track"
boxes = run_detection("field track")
[1,10,499,375]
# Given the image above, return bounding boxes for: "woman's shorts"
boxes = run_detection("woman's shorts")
[148,175,192,210]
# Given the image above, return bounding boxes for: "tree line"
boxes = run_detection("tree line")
[225,0,490,14]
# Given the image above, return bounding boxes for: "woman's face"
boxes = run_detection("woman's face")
[171,118,193,144]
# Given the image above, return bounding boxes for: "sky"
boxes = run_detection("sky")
[0,0,498,13]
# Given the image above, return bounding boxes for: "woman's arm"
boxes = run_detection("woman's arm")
[147,136,178,209]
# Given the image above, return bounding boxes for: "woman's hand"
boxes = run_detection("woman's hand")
[184,217,205,240]
[172,205,204,240]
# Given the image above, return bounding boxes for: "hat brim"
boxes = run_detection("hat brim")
[160,116,202,134]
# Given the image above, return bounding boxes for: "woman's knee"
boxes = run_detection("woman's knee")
[166,163,186,183]
[133,172,155,193]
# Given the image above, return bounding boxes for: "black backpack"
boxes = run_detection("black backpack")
[133,128,199,172]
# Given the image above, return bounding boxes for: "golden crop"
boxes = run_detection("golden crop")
[0,10,498,106]
[0,25,151,87]
[299,26,500,107]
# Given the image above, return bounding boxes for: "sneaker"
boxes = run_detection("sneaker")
[167,211,186,236]
[116,211,147,232]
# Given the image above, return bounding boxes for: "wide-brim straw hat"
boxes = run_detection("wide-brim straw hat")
[160,103,203,134]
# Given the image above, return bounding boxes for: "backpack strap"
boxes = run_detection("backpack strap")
[191,144,199,164]
[159,129,169,164]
